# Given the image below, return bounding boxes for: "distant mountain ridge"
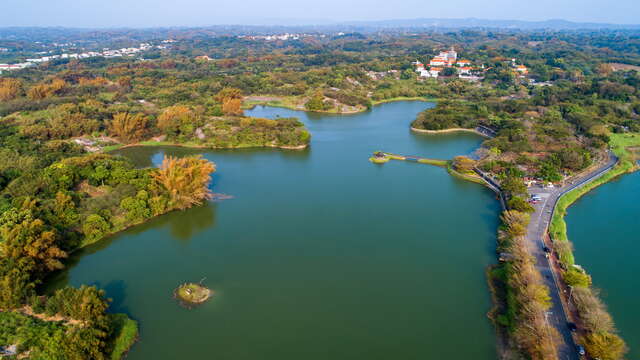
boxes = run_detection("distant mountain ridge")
[342,17,640,30]
[1,18,639,37]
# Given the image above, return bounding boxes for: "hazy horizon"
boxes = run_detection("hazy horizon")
[1,0,638,28]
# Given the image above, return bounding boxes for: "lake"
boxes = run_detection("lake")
[49,101,500,359]
[566,170,640,358]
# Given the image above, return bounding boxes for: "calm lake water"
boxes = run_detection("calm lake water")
[566,170,640,359]
[49,101,500,359]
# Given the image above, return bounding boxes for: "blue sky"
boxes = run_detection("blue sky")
[1,0,637,27]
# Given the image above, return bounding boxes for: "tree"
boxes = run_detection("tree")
[222,98,243,116]
[108,112,149,143]
[120,191,152,222]
[442,67,457,77]
[157,105,199,137]
[27,84,50,100]
[214,87,242,103]
[82,214,110,244]
[563,268,591,287]
[27,79,67,100]
[215,88,244,116]
[0,259,35,309]
[305,91,330,111]
[583,332,627,360]
[537,161,563,182]
[500,210,530,238]
[501,176,528,197]
[47,285,110,323]
[0,208,67,272]
[452,156,476,173]
[0,78,22,101]
[151,155,216,210]
[507,196,535,213]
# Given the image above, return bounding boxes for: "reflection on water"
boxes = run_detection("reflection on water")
[165,201,217,242]
[44,201,218,293]
[113,146,312,169]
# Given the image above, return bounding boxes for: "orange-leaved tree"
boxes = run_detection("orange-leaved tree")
[108,112,150,143]
[152,155,216,210]
[0,78,22,101]
[27,78,67,100]
[215,87,243,116]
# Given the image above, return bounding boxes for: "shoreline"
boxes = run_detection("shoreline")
[244,97,366,114]
[410,126,489,137]
[245,96,433,115]
[108,141,309,153]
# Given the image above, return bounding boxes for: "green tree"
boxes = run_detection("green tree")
[0,208,67,272]
[305,91,330,111]
[501,176,528,197]
[120,191,152,222]
[82,214,110,244]
[507,196,535,213]
[563,268,591,287]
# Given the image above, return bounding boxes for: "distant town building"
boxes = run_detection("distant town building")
[0,42,160,72]
[415,47,480,79]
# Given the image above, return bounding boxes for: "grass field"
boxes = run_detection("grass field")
[108,314,139,360]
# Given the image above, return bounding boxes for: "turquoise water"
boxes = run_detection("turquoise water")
[49,101,500,359]
[566,170,640,358]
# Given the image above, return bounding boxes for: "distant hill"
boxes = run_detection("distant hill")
[343,18,640,30]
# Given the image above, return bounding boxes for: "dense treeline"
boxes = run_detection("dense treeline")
[415,65,639,183]
[412,101,489,130]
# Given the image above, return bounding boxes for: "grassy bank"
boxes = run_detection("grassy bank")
[244,95,366,114]
[447,166,486,184]
[550,133,640,266]
[418,158,449,167]
[108,314,139,360]
[546,133,639,359]
[371,96,435,105]
[243,96,302,111]
[105,139,308,154]
[246,95,435,115]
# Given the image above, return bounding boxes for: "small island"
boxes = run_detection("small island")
[174,282,213,308]
[369,151,390,163]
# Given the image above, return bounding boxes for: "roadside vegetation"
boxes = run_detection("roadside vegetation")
[545,132,640,359]
[491,210,560,359]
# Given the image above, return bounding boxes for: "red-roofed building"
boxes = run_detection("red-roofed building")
[430,57,446,67]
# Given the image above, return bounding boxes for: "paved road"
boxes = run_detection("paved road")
[526,151,617,360]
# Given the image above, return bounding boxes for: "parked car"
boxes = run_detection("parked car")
[577,345,586,356]
[567,322,577,332]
